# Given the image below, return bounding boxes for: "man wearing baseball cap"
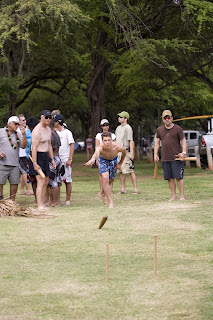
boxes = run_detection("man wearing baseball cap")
[54,113,75,206]
[115,111,139,194]
[154,109,187,200]
[0,116,27,201]
[29,110,56,211]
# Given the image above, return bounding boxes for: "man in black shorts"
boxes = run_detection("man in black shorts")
[154,110,187,200]
[29,110,56,211]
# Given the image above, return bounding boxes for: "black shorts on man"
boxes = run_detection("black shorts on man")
[162,161,184,180]
[29,152,50,177]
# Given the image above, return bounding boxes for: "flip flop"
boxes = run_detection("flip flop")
[117,191,126,194]
[132,191,140,194]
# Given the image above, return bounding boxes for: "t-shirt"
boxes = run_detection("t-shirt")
[95,132,116,143]
[56,128,75,162]
[156,124,185,161]
[17,127,31,157]
[115,124,133,149]
[0,127,22,166]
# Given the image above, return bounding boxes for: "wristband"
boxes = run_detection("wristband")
[182,152,186,155]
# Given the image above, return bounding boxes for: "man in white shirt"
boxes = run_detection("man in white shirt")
[54,114,75,205]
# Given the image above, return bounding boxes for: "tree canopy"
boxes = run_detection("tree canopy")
[0,0,213,140]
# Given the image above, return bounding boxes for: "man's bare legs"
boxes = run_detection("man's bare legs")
[176,179,185,200]
[20,173,33,195]
[101,172,114,208]
[36,175,49,210]
[118,172,138,194]
[0,184,3,198]
[119,173,126,193]
[65,182,72,205]
[168,178,177,200]
[10,184,18,201]
[49,187,60,206]
[130,172,138,193]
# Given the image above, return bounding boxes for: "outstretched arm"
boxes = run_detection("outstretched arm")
[85,145,102,166]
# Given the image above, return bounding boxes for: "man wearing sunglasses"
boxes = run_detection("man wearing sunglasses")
[0,116,27,201]
[29,110,56,211]
[154,110,187,200]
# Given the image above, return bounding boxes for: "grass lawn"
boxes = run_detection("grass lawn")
[0,153,213,320]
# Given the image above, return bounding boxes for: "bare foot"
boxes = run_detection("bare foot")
[26,190,34,195]
[98,193,107,204]
[38,206,49,211]
[168,197,177,201]
[109,202,114,208]
[180,197,185,200]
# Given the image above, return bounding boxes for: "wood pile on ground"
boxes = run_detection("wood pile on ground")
[0,199,54,218]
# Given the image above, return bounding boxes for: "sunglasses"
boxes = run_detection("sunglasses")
[44,115,52,119]
[102,123,109,127]
[14,123,20,126]
[118,116,125,118]
[163,116,171,120]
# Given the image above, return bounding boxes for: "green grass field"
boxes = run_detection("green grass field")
[0,153,212,320]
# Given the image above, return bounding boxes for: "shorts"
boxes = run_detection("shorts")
[0,164,20,185]
[162,161,184,180]
[61,161,72,183]
[98,156,118,180]
[48,156,62,189]
[117,152,134,174]
[29,152,50,177]
[19,157,28,174]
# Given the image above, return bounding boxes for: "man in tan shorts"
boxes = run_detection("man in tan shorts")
[29,110,56,211]
[115,111,139,194]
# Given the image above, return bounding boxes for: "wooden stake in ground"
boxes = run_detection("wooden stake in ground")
[106,243,109,281]
[154,235,157,276]
[29,155,45,178]
[99,215,108,229]
[154,162,158,179]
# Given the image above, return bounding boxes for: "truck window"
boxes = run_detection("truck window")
[184,133,188,139]
[190,133,197,139]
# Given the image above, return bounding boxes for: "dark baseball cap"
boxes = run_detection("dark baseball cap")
[40,110,52,116]
[53,114,64,124]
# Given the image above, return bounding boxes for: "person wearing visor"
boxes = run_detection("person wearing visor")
[95,119,116,202]
[0,116,27,201]
[115,111,139,194]
[154,110,187,200]
[29,110,56,211]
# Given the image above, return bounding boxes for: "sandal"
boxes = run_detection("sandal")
[117,191,126,194]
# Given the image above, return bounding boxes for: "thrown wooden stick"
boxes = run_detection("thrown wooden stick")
[29,154,46,178]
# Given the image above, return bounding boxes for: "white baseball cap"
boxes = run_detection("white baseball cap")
[100,119,109,126]
[7,116,20,124]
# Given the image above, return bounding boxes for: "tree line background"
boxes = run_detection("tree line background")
[0,0,213,146]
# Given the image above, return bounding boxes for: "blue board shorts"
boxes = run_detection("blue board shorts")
[98,156,118,180]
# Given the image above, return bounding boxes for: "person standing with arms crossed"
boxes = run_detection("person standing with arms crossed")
[29,110,56,211]
[115,111,138,194]
[154,110,187,201]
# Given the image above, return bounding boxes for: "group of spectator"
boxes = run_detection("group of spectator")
[0,110,74,211]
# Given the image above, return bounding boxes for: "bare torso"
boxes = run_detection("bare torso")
[32,123,51,152]
[99,142,122,160]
